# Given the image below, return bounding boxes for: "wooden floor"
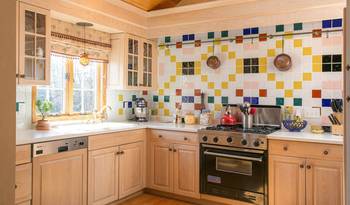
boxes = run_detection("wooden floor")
[114,193,196,205]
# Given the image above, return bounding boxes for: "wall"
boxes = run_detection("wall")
[150,20,343,124]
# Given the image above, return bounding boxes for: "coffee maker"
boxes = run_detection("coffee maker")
[134,98,148,122]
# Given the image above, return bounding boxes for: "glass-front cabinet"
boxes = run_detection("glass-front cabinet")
[109,33,157,90]
[18,2,50,85]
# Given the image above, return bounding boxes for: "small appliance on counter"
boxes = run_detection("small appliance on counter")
[134,98,148,122]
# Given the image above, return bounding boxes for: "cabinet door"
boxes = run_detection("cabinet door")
[141,41,156,89]
[19,2,50,85]
[88,147,119,205]
[126,37,139,88]
[33,149,87,205]
[119,141,145,198]
[149,141,173,192]
[269,155,306,205]
[15,163,32,204]
[306,159,343,205]
[173,144,200,198]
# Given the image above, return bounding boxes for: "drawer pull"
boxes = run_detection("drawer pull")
[283,146,288,151]
[116,151,120,155]
[323,150,329,155]
[120,151,124,155]
[169,148,173,152]
[300,164,304,169]
[173,149,177,152]
[158,135,163,138]
[307,165,312,169]
[184,137,188,141]
[15,184,18,189]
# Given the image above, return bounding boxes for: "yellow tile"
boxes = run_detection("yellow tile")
[118,95,123,101]
[195,68,201,75]
[208,46,213,53]
[236,66,243,74]
[159,89,164,95]
[118,108,124,115]
[228,52,236,59]
[303,72,312,81]
[201,75,208,82]
[201,54,208,61]
[228,74,236,81]
[158,102,164,109]
[214,104,222,111]
[276,40,283,49]
[221,82,228,89]
[164,82,170,89]
[164,109,170,116]
[259,57,267,65]
[312,55,322,64]
[312,64,321,72]
[221,45,228,52]
[170,55,176,62]
[176,68,182,75]
[215,89,221,96]
[267,49,276,57]
[170,75,176,82]
[276,81,284,89]
[165,49,171,56]
[267,73,276,81]
[259,65,267,73]
[303,47,312,56]
[176,62,182,69]
[214,38,221,45]
[208,82,215,89]
[284,31,293,39]
[294,39,302,48]
[236,59,243,67]
[284,89,293,98]
[195,61,201,68]
[293,81,302,89]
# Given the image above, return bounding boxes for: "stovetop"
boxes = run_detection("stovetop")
[205,124,280,135]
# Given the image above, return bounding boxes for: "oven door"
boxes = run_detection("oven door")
[200,144,267,205]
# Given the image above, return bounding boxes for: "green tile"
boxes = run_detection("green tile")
[208,32,215,39]
[165,36,171,43]
[221,30,228,38]
[293,98,302,106]
[164,96,170,102]
[153,95,158,102]
[276,97,284,106]
[276,24,284,32]
[294,23,303,31]
[132,95,137,101]
[221,96,228,104]
[208,96,214,104]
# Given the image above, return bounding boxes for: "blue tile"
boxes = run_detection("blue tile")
[123,101,133,108]
[182,35,189,41]
[251,27,259,35]
[128,101,132,108]
[182,96,194,103]
[243,97,251,103]
[322,20,332,28]
[243,28,251,35]
[251,97,259,105]
[332,18,342,27]
[188,34,195,41]
[322,99,331,107]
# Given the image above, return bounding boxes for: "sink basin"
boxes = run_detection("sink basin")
[54,122,138,133]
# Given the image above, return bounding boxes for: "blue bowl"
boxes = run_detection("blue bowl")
[283,120,307,132]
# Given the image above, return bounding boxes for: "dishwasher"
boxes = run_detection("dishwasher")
[32,137,88,205]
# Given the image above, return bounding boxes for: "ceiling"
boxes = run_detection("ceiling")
[121,0,217,11]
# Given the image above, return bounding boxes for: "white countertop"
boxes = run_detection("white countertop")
[16,122,343,145]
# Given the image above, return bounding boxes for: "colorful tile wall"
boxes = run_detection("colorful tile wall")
[152,20,343,120]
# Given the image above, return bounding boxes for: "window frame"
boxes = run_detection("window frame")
[32,53,107,122]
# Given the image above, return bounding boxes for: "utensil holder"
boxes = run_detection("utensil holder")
[242,114,253,129]
[331,113,344,136]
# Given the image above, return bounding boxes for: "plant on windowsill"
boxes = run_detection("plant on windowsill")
[36,99,53,130]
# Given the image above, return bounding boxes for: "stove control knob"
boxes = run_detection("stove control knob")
[253,140,260,147]
[202,136,208,142]
[227,137,233,143]
[213,137,219,143]
[241,139,248,146]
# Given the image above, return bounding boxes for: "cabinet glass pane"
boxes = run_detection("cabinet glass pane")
[35,59,45,80]
[143,43,147,57]
[24,58,34,79]
[148,44,152,57]
[25,35,35,56]
[133,72,138,86]
[25,10,35,33]
[148,73,152,87]
[36,13,46,35]
[128,71,132,86]
[148,59,152,72]
[134,40,138,55]
[128,55,133,70]
[128,39,133,54]
[134,56,138,71]
[36,37,46,57]
[143,58,147,71]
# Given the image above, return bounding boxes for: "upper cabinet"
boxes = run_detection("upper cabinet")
[18,2,51,85]
[109,33,157,90]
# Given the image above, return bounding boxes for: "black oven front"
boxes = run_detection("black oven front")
[200,144,268,205]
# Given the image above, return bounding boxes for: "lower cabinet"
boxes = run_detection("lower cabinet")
[15,163,32,205]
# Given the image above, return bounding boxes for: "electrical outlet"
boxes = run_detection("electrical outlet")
[303,107,321,118]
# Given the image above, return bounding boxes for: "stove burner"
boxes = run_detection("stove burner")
[205,124,280,135]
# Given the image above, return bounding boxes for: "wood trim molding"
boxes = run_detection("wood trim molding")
[51,32,112,48]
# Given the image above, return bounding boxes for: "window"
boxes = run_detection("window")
[33,53,107,121]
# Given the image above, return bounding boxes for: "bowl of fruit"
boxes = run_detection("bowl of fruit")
[283,116,307,132]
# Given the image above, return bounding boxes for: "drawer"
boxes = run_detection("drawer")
[15,163,32,204]
[269,140,343,161]
[149,129,198,144]
[16,200,31,205]
[16,145,31,165]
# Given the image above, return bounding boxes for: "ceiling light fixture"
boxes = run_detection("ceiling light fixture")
[76,22,93,66]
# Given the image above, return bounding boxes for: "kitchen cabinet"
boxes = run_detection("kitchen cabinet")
[15,163,32,205]
[18,2,50,85]
[269,140,344,205]
[32,149,87,205]
[109,33,157,90]
[147,130,200,199]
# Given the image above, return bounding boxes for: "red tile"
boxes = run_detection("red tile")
[175,102,181,109]
[259,33,267,42]
[176,42,182,49]
[142,90,148,95]
[194,103,203,110]
[194,89,201,96]
[195,40,201,47]
[176,89,182,96]
[236,89,243,97]
[312,29,322,38]
[259,89,267,97]
[312,90,321,98]
[236,36,243,44]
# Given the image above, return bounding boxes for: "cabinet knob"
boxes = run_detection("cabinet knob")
[300,164,304,169]
[158,135,163,138]
[323,150,329,155]
[283,146,288,151]
[15,184,17,189]
[307,165,311,169]
[173,149,177,152]
[120,151,124,155]
[184,137,188,141]
[169,148,173,152]
[116,151,120,155]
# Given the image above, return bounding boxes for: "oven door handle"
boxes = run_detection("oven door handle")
[203,151,263,162]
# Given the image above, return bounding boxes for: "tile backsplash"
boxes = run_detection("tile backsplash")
[149,20,344,124]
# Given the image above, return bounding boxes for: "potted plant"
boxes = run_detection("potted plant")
[35,99,53,130]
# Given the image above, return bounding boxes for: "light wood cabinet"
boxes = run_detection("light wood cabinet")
[33,149,87,205]
[269,140,344,205]
[17,200,31,205]
[15,163,32,204]
[18,2,50,85]
[109,33,157,90]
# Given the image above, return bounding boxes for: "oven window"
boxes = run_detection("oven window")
[216,157,253,176]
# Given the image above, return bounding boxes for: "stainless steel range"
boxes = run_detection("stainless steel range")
[199,105,281,205]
